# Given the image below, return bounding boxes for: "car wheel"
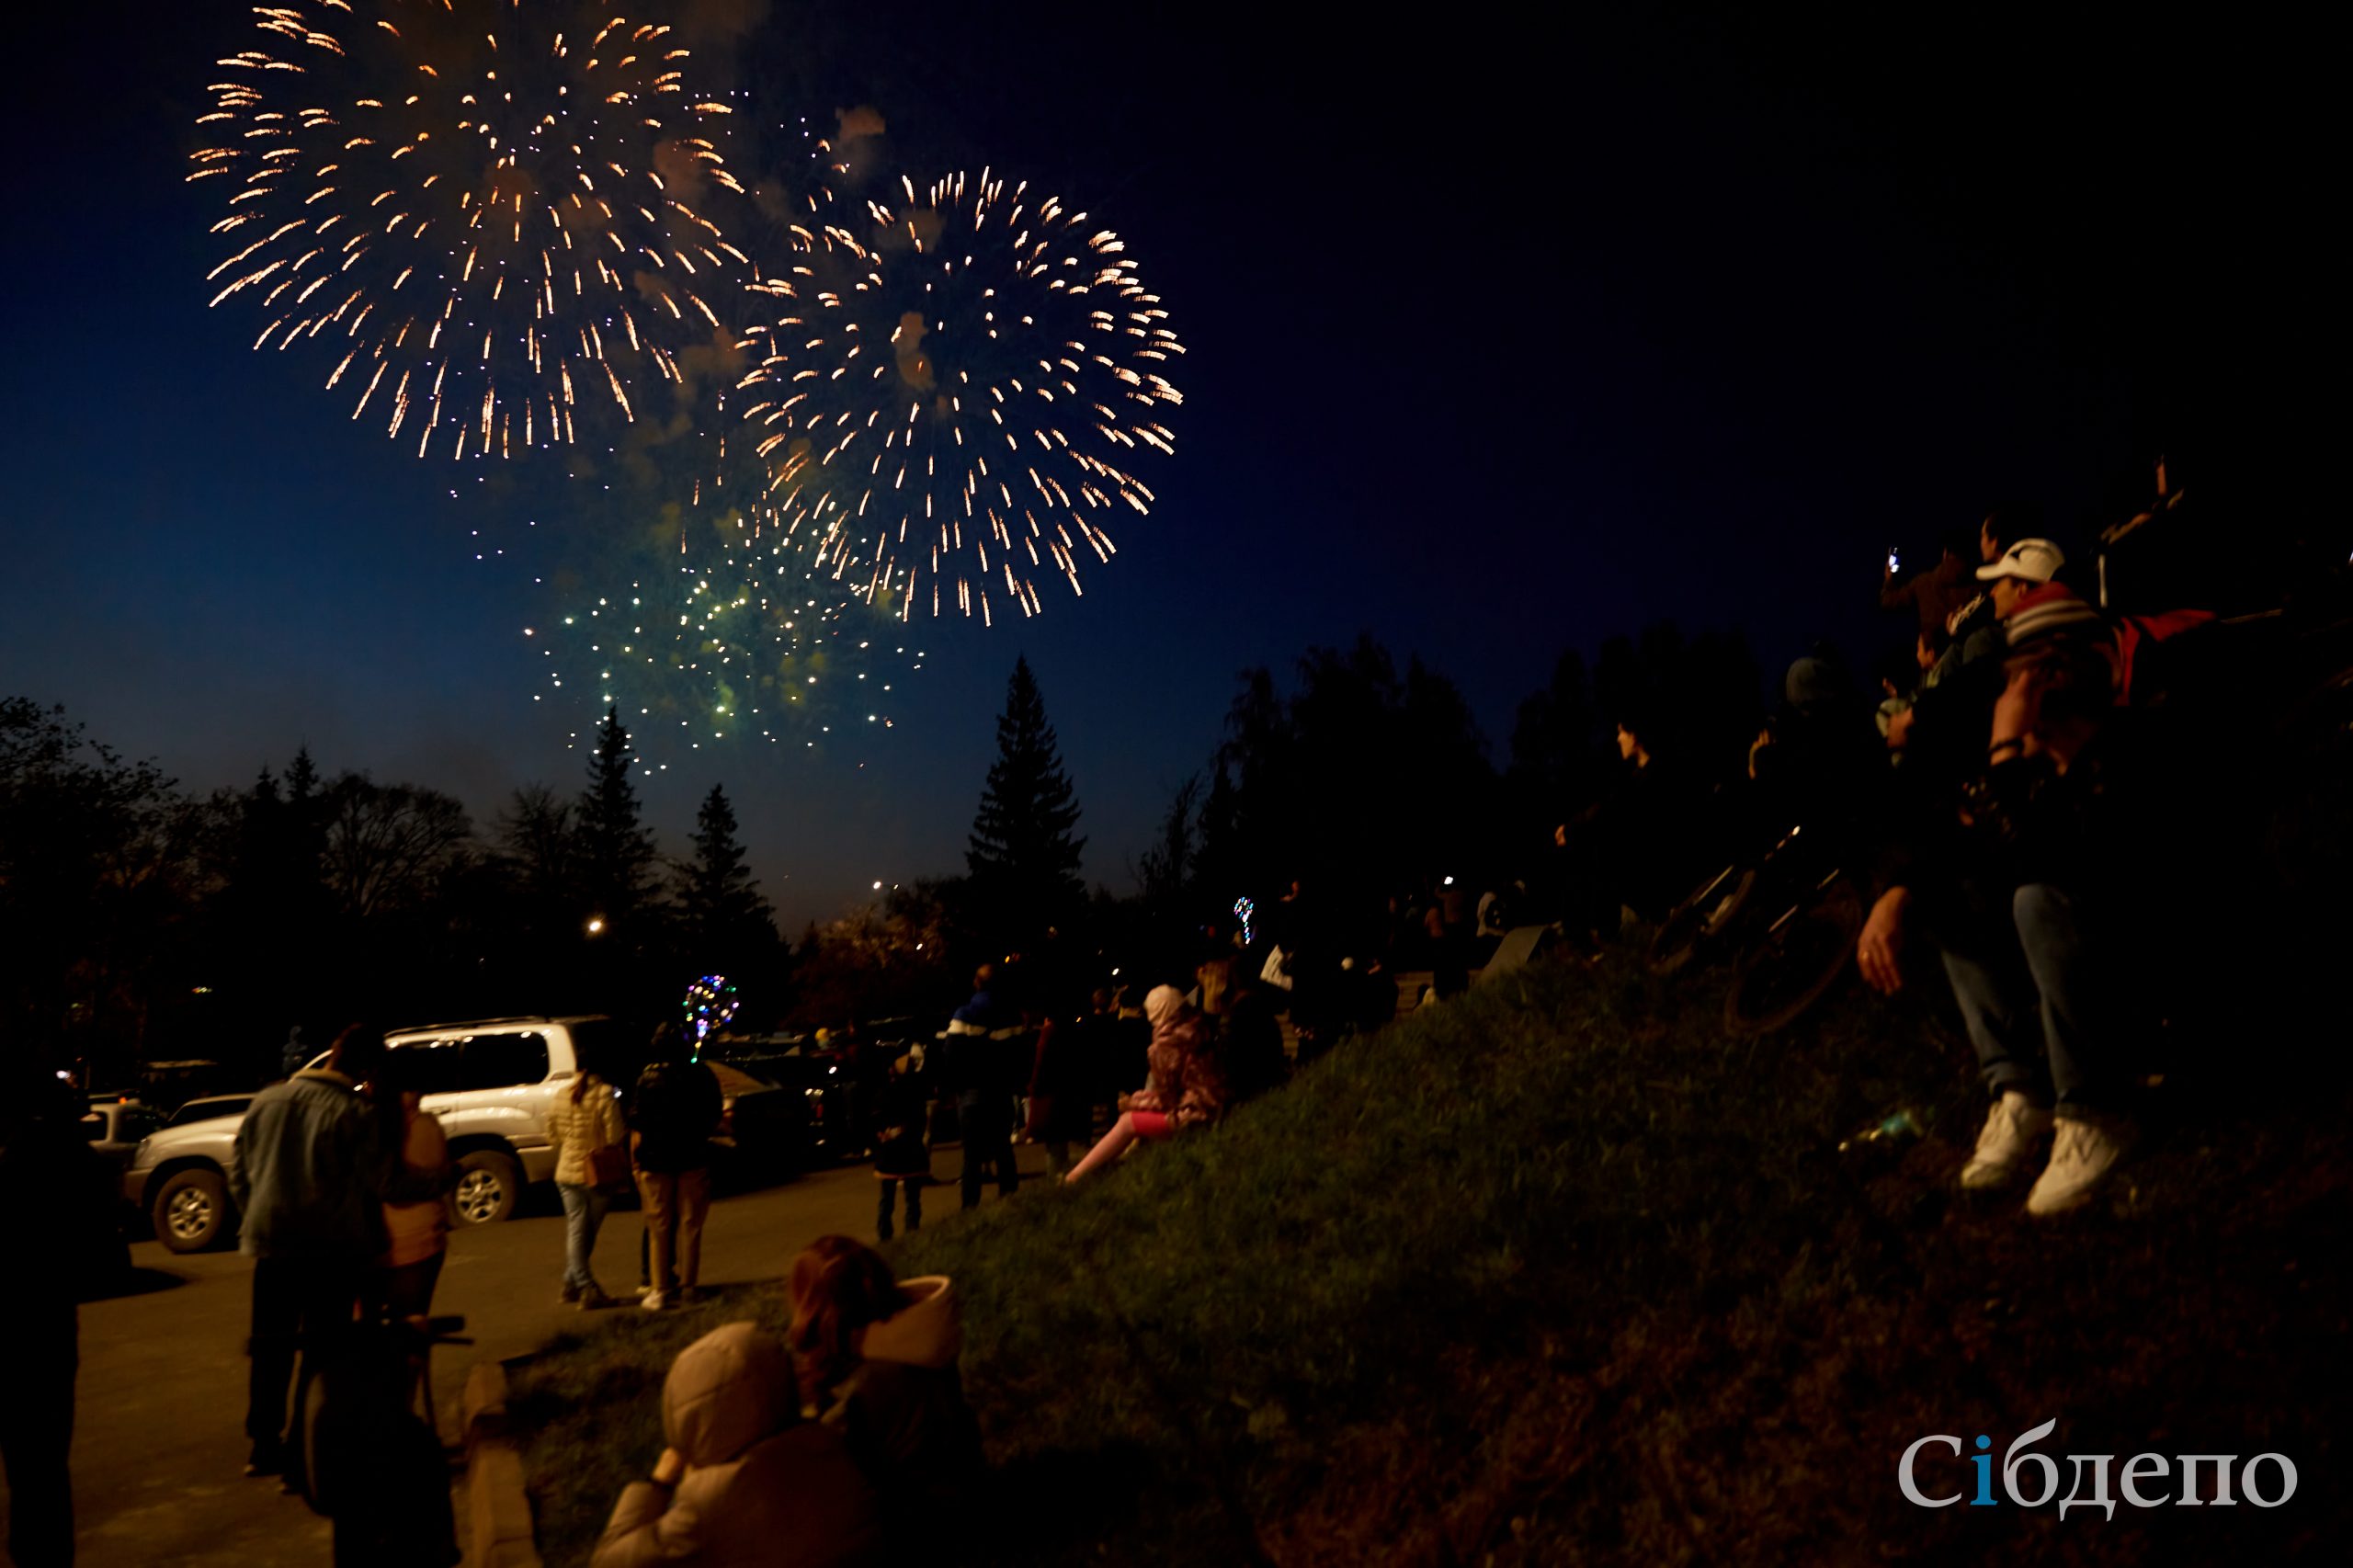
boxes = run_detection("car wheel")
[450,1151,521,1226]
[153,1167,231,1254]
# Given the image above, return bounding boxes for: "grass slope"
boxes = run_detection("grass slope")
[510,959,2350,1565]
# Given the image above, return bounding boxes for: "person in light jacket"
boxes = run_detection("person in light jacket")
[545,1047,630,1311]
[589,1321,883,1568]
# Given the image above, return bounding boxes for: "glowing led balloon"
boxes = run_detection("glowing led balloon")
[682,973,739,1047]
[191,0,752,460]
[732,162,1184,622]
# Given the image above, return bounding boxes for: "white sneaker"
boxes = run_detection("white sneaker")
[642,1290,669,1311]
[2026,1117,2137,1216]
[1960,1091,2054,1190]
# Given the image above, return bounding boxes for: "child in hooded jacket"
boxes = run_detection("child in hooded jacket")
[787,1236,983,1548]
[590,1320,882,1568]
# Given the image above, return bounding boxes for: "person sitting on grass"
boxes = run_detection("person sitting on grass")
[1858,609,2165,1216]
[589,1320,882,1568]
[1063,984,1228,1183]
[786,1237,983,1548]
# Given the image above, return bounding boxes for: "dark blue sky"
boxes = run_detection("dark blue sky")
[1,3,2324,928]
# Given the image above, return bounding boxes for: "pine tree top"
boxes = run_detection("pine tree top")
[967,656,1086,895]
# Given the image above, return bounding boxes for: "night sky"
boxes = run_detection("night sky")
[0,4,2326,929]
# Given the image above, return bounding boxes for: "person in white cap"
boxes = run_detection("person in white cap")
[1890,538,2066,773]
[1859,597,2154,1217]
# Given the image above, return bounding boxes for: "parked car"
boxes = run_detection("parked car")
[121,1104,244,1254]
[125,1015,631,1253]
[82,1096,162,1175]
[706,1061,811,1184]
[367,1015,636,1227]
[123,1016,815,1253]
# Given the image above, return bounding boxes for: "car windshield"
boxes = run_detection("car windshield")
[164,1098,249,1128]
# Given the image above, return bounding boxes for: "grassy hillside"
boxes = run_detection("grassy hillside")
[508,957,2350,1565]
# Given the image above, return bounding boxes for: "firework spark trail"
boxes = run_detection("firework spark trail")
[193,0,751,461]
[730,156,1183,622]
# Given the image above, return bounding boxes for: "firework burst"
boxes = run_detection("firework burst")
[516,422,918,753]
[192,0,752,460]
[732,163,1184,623]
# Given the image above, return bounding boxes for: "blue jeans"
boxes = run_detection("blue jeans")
[1938,883,2117,1109]
[557,1182,609,1293]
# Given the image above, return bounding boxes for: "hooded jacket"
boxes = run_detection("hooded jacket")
[1124,986,1227,1129]
[813,1278,984,1537]
[591,1322,883,1568]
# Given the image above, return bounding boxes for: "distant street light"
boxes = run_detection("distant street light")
[586,917,606,936]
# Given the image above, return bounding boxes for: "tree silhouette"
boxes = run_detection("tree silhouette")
[676,783,776,971]
[576,705,658,935]
[1133,774,1201,913]
[967,657,1086,942]
[320,775,473,918]
[1212,637,1497,916]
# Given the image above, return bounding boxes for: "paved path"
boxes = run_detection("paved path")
[46,1147,1051,1567]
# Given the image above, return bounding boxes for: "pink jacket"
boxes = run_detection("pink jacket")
[1124,985,1228,1130]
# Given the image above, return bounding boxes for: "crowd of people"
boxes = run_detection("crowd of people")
[4,471,2297,1566]
[1529,490,2236,1219]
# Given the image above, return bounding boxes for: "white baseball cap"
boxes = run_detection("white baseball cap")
[1976,537,2064,585]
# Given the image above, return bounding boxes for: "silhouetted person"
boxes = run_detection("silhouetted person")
[1,1058,121,1568]
[1881,527,1977,642]
[941,968,1020,1209]
[279,1024,311,1081]
[1023,1006,1091,1176]
[870,1051,931,1243]
[631,1025,722,1310]
[1197,953,1287,1100]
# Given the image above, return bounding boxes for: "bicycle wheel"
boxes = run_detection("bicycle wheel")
[1647,864,1751,977]
[1722,874,1864,1038]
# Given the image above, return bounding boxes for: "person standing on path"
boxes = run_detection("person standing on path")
[870,1051,931,1243]
[229,1023,428,1483]
[1023,1003,1092,1176]
[1,1058,123,1568]
[941,967,1020,1210]
[278,1024,310,1081]
[368,1047,454,1325]
[547,1040,631,1311]
[631,1026,722,1310]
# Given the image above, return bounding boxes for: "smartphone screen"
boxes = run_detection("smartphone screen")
[1886,548,1901,574]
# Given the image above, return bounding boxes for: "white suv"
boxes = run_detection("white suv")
[374,1015,630,1225]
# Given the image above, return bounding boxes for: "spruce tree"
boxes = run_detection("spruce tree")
[676,783,775,968]
[967,656,1086,940]
[577,705,658,931]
